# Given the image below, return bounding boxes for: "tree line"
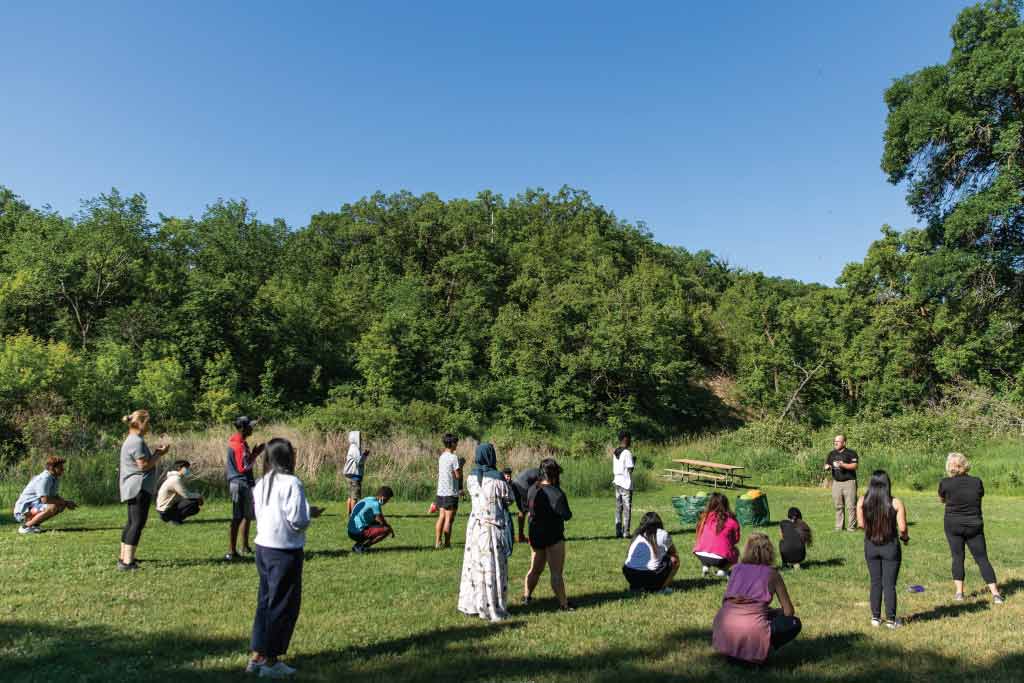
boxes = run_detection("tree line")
[2,1,1023,453]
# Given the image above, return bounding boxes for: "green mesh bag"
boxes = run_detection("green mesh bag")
[671,494,707,527]
[735,493,770,527]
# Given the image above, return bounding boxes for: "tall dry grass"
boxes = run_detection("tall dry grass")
[167,424,565,501]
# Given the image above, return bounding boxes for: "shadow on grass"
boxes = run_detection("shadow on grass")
[907,600,991,623]
[998,577,1024,597]
[145,555,255,568]
[792,557,845,569]
[568,534,623,542]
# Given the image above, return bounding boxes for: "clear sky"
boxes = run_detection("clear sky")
[1,1,975,284]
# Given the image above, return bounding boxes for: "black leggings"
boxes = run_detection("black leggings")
[864,539,901,621]
[944,519,996,584]
[769,611,802,650]
[122,491,152,545]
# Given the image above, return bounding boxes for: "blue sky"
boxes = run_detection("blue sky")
[1,1,974,284]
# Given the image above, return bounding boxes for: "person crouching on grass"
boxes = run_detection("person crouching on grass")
[247,438,324,678]
[712,533,801,665]
[156,460,204,525]
[622,512,679,594]
[13,456,77,534]
[693,493,741,577]
[348,487,395,553]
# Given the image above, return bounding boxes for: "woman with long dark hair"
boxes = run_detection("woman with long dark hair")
[693,493,741,577]
[247,438,323,677]
[622,511,680,593]
[856,470,909,628]
[524,457,573,610]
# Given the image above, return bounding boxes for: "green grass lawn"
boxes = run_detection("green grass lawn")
[1,485,1021,682]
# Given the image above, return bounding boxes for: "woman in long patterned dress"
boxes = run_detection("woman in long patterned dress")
[458,442,515,622]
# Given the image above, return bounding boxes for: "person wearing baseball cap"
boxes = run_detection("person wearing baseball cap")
[225,416,264,561]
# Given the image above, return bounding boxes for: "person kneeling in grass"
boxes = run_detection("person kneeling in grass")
[348,487,395,553]
[712,533,801,665]
[622,512,679,594]
[156,460,204,525]
[13,456,76,534]
[247,438,324,678]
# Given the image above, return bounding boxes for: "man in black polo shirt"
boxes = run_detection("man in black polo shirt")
[823,434,858,531]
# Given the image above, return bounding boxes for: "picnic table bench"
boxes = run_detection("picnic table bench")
[663,458,750,489]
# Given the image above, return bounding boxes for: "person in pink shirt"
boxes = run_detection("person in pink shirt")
[692,493,741,577]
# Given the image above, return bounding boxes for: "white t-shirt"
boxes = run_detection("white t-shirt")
[437,451,460,497]
[624,528,673,572]
[612,448,635,490]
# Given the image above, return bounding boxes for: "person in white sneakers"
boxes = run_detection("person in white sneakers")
[612,431,635,538]
[246,438,323,678]
[13,456,76,533]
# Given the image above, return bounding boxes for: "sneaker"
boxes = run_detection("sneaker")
[715,569,728,578]
[242,546,254,555]
[245,658,265,674]
[701,565,709,577]
[954,592,965,602]
[18,525,41,535]
[885,618,902,629]
[225,552,241,562]
[351,544,366,554]
[165,519,183,526]
[870,618,882,627]
[521,595,532,606]
[993,594,1005,605]
[259,661,297,678]
[792,563,801,570]
[558,602,575,612]
[116,560,139,571]
[658,587,674,596]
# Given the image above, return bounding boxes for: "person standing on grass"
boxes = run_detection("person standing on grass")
[348,487,395,553]
[824,434,858,531]
[712,533,801,664]
[226,416,264,561]
[434,433,462,549]
[510,466,540,543]
[857,469,910,628]
[939,453,1004,604]
[612,430,635,539]
[247,438,324,678]
[523,458,574,611]
[778,507,812,569]
[693,493,741,577]
[458,442,515,622]
[156,460,204,525]
[13,456,76,534]
[118,410,170,571]
[622,511,679,594]
[343,430,369,516]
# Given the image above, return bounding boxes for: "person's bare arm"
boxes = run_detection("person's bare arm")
[771,570,796,616]
[856,496,865,530]
[894,498,909,542]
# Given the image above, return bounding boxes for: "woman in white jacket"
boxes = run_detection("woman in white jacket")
[247,438,323,678]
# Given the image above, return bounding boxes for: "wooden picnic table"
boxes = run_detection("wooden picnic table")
[665,458,750,489]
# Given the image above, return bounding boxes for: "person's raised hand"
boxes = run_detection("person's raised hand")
[154,444,171,457]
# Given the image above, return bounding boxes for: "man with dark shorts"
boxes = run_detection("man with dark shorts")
[823,434,858,531]
[511,467,540,543]
[349,487,395,553]
[434,433,461,549]
[226,416,263,560]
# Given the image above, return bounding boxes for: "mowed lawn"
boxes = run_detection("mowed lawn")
[1,485,1022,682]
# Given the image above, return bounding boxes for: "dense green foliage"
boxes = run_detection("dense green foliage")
[2,2,1024,462]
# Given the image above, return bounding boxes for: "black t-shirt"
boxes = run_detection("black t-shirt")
[513,468,540,498]
[938,475,984,522]
[825,448,858,482]
[527,482,572,546]
[779,520,805,552]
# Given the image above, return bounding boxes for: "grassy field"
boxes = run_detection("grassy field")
[1,485,1022,682]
